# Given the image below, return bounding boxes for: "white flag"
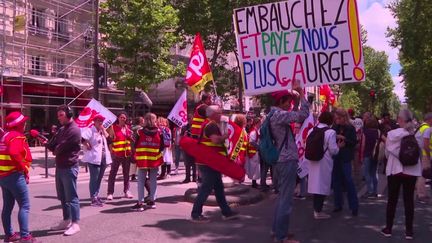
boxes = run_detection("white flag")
[295,113,315,178]
[75,99,117,129]
[168,90,188,127]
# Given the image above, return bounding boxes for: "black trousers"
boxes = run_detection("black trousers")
[386,175,417,232]
[313,194,326,212]
[259,157,272,186]
[184,153,196,181]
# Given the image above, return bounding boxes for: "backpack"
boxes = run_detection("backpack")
[259,111,287,166]
[305,127,330,161]
[399,129,421,166]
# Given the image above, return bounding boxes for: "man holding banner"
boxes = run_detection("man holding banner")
[268,81,310,243]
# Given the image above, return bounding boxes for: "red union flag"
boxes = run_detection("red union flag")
[185,33,214,93]
[226,121,245,161]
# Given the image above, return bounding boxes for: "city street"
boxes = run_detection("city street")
[0,148,431,243]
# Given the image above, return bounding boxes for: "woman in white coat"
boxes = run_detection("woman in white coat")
[82,114,112,207]
[307,112,344,219]
[381,109,422,240]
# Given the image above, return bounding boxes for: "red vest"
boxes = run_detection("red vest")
[197,120,227,164]
[190,104,206,137]
[134,129,163,168]
[0,131,32,178]
[247,129,258,158]
[111,124,132,157]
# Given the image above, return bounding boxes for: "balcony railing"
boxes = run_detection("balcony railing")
[28,25,49,37]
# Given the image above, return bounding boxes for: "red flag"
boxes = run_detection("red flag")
[226,121,245,161]
[185,33,214,93]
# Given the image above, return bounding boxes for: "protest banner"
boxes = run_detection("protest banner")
[168,90,188,127]
[185,33,214,94]
[75,99,117,129]
[233,0,365,96]
[226,120,245,162]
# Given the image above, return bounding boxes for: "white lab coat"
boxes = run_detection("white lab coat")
[245,129,260,180]
[307,123,339,195]
[81,126,112,165]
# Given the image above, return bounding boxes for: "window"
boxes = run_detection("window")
[52,58,68,78]
[54,14,68,34]
[31,8,44,28]
[30,55,46,76]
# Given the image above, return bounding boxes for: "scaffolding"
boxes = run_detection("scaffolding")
[0,0,97,128]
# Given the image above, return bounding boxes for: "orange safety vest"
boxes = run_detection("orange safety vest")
[236,131,248,166]
[111,124,132,157]
[134,129,163,168]
[190,104,206,137]
[197,120,227,165]
[0,131,32,178]
[247,129,258,158]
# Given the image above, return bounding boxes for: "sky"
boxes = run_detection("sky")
[357,0,405,102]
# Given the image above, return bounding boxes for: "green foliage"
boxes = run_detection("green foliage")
[341,45,399,116]
[338,89,361,112]
[99,0,182,91]
[387,0,432,113]
[174,0,271,98]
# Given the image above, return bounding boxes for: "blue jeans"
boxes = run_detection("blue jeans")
[191,165,232,219]
[272,161,298,241]
[55,166,80,222]
[0,172,30,238]
[174,146,182,169]
[332,160,359,212]
[88,158,107,198]
[137,168,158,202]
[363,157,378,194]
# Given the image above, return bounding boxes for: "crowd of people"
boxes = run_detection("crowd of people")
[0,86,431,242]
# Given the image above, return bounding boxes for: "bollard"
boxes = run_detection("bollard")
[45,146,48,178]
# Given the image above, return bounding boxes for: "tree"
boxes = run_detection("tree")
[174,0,271,102]
[340,45,398,116]
[99,0,182,91]
[387,0,432,113]
[338,89,361,112]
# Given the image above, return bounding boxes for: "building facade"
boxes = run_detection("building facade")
[0,0,125,131]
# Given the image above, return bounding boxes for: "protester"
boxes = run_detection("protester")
[47,105,81,236]
[81,114,112,207]
[348,108,364,184]
[268,80,310,243]
[157,117,173,180]
[130,116,145,182]
[182,115,197,183]
[107,112,133,200]
[132,113,164,211]
[191,105,239,223]
[381,109,422,240]
[246,117,261,188]
[415,112,432,203]
[172,125,182,175]
[307,112,343,219]
[0,112,39,242]
[360,116,380,198]
[332,108,359,216]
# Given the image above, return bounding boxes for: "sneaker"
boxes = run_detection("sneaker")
[106,194,113,200]
[182,179,191,184]
[19,234,40,243]
[64,223,80,236]
[222,211,240,220]
[157,175,166,180]
[91,198,103,207]
[4,232,20,242]
[124,191,134,199]
[146,201,156,209]
[50,220,72,231]
[294,195,307,200]
[97,197,105,204]
[144,196,151,204]
[191,215,210,223]
[380,228,392,237]
[314,211,331,219]
[367,193,378,199]
[131,175,137,181]
[405,231,414,240]
[131,202,145,212]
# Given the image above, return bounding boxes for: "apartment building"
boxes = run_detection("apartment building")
[0,0,125,130]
